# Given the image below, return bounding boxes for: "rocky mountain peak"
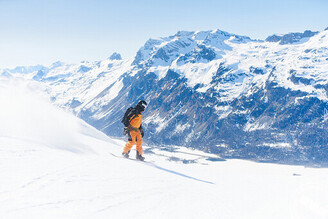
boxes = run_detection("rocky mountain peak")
[266,30,319,44]
[109,52,122,60]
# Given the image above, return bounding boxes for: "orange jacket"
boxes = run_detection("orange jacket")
[129,112,142,128]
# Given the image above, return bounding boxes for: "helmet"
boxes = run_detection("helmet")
[137,100,147,111]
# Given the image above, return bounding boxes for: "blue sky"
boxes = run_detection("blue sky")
[0,0,327,68]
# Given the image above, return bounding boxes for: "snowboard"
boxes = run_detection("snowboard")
[109,152,154,163]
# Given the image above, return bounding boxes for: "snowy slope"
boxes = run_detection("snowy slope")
[1,77,328,219]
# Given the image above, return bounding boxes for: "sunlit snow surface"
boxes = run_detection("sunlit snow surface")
[1,78,328,219]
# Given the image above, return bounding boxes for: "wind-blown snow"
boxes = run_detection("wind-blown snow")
[0,78,88,153]
[1,76,328,218]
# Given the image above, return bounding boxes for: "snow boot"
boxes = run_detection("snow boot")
[122,152,129,158]
[136,152,145,161]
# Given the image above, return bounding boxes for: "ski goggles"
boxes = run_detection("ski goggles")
[140,102,147,110]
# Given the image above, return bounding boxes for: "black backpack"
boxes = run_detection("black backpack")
[121,107,136,127]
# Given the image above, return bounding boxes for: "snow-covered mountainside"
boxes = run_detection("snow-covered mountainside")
[2,28,328,165]
[1,78,328,219]
[265,30,319,44]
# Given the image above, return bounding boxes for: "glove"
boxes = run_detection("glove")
[140,127,144,137]
[123,127,128,136]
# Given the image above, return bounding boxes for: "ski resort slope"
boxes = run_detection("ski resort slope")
[1,78,328,219]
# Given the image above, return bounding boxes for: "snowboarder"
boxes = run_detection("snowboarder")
[122,100,147,161]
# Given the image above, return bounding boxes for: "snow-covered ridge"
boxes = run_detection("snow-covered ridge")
[133,29,254,68]
[2,28,328,164]
[3,28,328,104]
[133,28,328,103]
[266,30,319,44]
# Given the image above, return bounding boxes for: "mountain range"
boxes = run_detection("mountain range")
[2,28,328,166]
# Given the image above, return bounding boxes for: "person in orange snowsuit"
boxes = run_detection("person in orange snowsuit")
[122,100,147,161]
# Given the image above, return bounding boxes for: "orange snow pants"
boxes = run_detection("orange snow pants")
[123,130,143,155]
